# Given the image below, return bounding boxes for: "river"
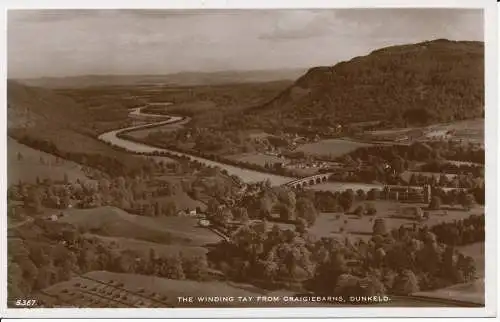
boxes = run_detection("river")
[98,105,295,185]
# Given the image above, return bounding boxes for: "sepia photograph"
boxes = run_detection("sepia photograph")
[2,0,498,320]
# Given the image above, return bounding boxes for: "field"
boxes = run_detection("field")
[59,206,221,246]
[424,118,484,145]
[153,192,207,213]
[8,137,95,186]
[307,201,485,242]
[296,138,373,157]
[363,119,484,146]
[127,118,191,139]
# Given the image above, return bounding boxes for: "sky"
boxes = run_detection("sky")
[8,9,484,78]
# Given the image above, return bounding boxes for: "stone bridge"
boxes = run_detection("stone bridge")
[284,172,333,189]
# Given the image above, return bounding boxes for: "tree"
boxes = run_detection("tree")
[392,269,419,295]
[213,206,233,228]
[154,201,163,216]
[339,190,355,212]
[259,194,274,218]
[17,152,23,161]
[354,205,365,216]
[295,218,308,234]
[372,218,388,236]
[233,207,249,223]
[161,255,185,280]
[183,256,208,281]
[296,197,318,226]
[428,196,442,210]
[460,193,476,211]
[26,187,43,213]
[367,188,381,201]
[356,189,366,201]
[365,203,377,216]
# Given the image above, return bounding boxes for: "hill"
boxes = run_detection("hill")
[59,206,221,246]
[16,68,306,89]
[250,39,484,129]
[7,81,150,177]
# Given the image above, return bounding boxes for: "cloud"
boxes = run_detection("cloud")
[7,9,483,78]
[258,10,341,40]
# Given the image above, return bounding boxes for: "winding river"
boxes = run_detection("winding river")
[98,105,295,185]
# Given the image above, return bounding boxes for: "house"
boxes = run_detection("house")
[47,214,59,221]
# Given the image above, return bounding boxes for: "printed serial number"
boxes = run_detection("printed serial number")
[15,299,37,307]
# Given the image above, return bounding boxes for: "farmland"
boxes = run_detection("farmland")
[296,138,373,157]
[306,201,485,242]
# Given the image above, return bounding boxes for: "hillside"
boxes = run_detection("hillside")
[7,81,150,177]
[7,80,90,129]
[59,206,221,246]
[7,137,95,186]
[251,39,484,129]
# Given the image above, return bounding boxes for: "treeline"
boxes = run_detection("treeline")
[420,160,484,176]
[341,141,484,166]
[431,214,485,246]
[8,219,209,304]
[408,172,484,189]
[118,132,302,179]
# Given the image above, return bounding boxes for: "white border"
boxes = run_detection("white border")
[1,0,498,319]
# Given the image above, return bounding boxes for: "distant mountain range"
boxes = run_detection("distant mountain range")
[15,68,307,89]
[250,39,484,128]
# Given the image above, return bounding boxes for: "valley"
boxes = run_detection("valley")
[7,39,486,309]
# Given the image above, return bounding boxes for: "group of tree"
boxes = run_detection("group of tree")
[8,219,210,303]
[430,214,485,246]
[430,188,480,209]
[207,210,481,297]
[237,186,319,227]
